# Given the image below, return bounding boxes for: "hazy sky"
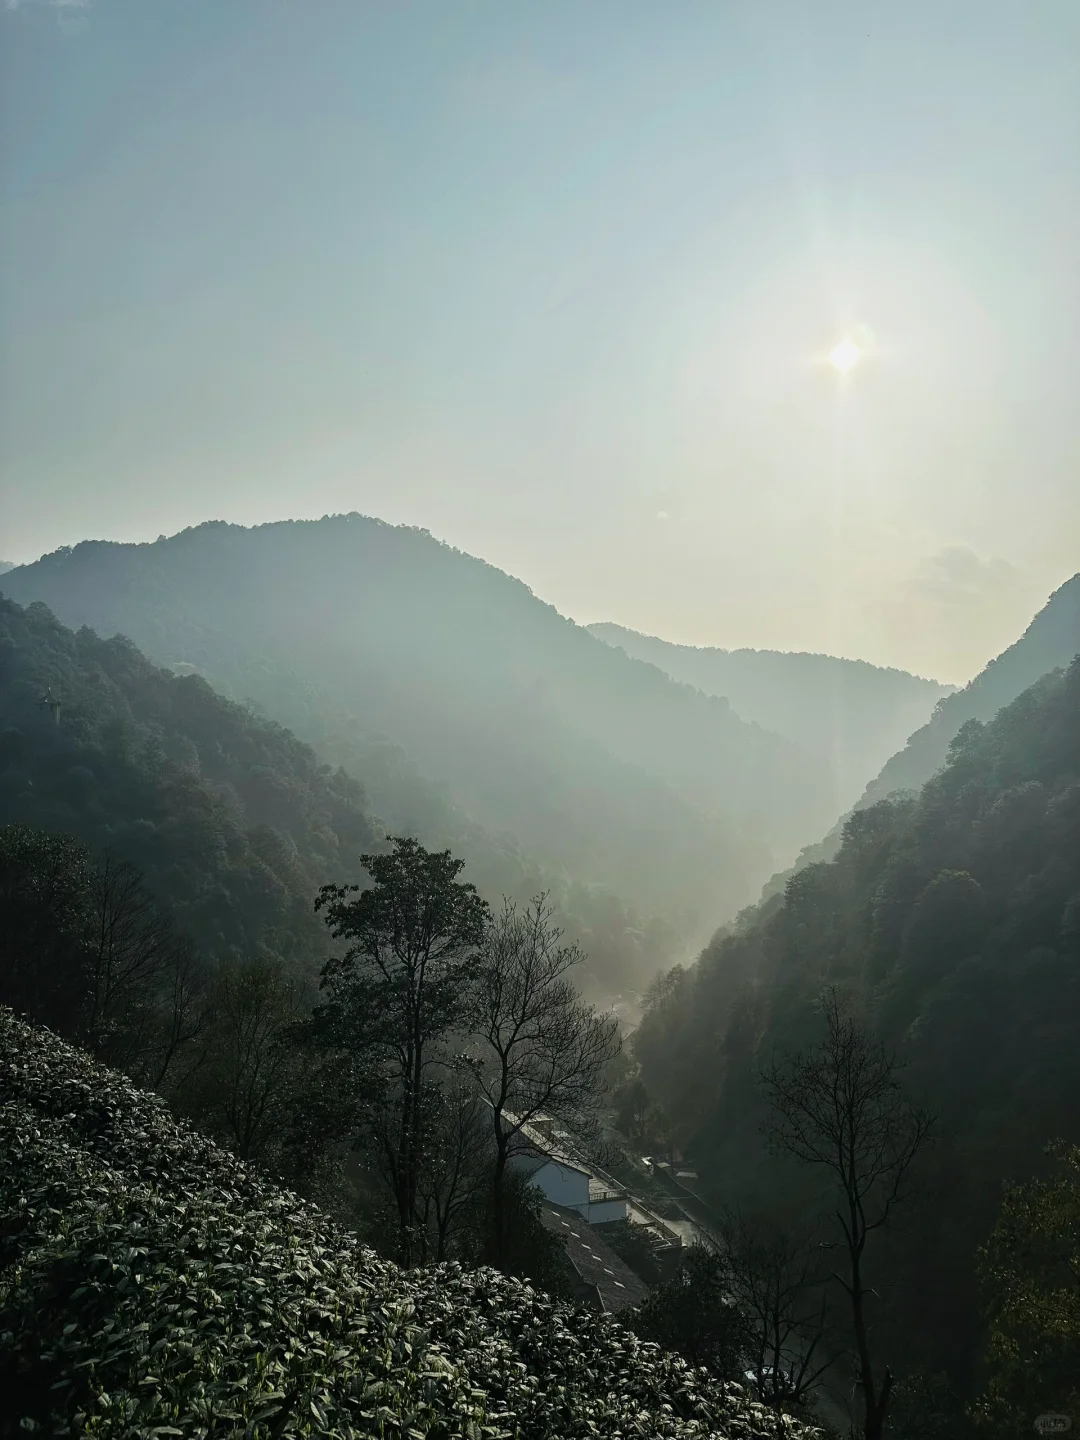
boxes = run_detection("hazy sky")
[2,1,1078,682]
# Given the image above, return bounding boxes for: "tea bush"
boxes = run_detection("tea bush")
[0,1009,813,1439]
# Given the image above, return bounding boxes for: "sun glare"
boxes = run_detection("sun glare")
[829,339,861,374]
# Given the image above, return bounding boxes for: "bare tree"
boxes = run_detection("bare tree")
[148,933,209,1091]
[85,854,210,1088]
[415,1077,490,1261]
[196,955,301,1163]
[717,1206,836,1414]
[472,895,621,1267]
[760,987,934,1440]
[86,854,174,1058]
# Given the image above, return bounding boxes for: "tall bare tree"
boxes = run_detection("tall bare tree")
[86,854,174,1062]
[760,987,934,1440]
[192,954,301,1163]
[414,1077,490,1262]
[717,1207,835,1415]
[472,895,621,1266]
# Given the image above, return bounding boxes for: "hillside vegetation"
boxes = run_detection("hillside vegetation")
[588,623,951,813]
[628,656,1080,1393]
[0,595,375,966]
[0,1008,814,1440]
[759,571,1080,894]
[0,596,681,998]
[859,570,1079,808]
[1,516,837,939]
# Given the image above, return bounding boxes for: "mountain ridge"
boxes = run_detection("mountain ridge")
[588,621,952,814]
[1,515,839,942]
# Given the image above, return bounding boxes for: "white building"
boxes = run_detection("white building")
[507,1114,629,1225]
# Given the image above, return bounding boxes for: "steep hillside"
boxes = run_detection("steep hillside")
[2,517,837,936]
[589,623,951,812]
[0,596,375,965]
[0,1008,814,1440]
[860,570,1079,807]
[756,572,1080,898]
[631,657,1080,1387]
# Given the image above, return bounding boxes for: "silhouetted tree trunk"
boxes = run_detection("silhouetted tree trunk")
[314,838,488,1264]
[717,1206,835,1414]
[760,987,933,1440]
[473,895,620,1268]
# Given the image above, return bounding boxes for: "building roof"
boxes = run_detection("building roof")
[506,1112,594,1179]
[540,1203,650,1314]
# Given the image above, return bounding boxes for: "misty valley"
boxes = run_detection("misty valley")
[3,4,1079,1436]
[0,520,1077,1439]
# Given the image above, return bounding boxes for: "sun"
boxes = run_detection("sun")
[829,339,861,374]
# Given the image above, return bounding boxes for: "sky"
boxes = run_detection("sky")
[2,0,1078,684]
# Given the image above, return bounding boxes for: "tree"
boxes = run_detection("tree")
[717,1207,835,1414]
[629,1243,753,1379]
[760,987,934,1440]
[0,824,92,1034]
[972,1140,1080,1435]
[188,955,301,1164]
[471,895,621,1267]
[414,1076,490,1262]
[313,837,489,1264]
[85,853,178,1067]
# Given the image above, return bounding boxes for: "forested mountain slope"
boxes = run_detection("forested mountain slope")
[631,657,1080,1389]
[0,1008,814,1440]
[860,570,1079,807]
[2,516,837,937]
[589,623,951,812]
[756,571,1080,896]
[0,596,375,965]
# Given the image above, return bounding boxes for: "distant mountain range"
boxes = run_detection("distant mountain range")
[1,516,839,943]
[588,624,952,813]
[0,562,15,576]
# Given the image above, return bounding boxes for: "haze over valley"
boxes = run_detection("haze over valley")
[2,4,1078,1437]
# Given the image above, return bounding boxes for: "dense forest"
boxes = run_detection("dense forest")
[1,516,841,945]
[0,595,375,968]
[0,595,677,1000]
[626,657,1080,1419]
[860,571,1080,807]
[589,622,951,813]
[761,570,1080,896]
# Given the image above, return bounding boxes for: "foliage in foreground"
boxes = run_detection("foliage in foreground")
[0,1010,815,1439]
[972,1140,1080,1435]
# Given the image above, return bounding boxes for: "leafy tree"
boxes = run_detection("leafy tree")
[972,1141,1080,1435]
[886,1368,973,1440]
[761,988,934,1440]
[629,1244,753,1380]
[313,837,489,1263]
[471,894,620,1266]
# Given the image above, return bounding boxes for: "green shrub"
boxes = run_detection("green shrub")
[0,1009,815,1439]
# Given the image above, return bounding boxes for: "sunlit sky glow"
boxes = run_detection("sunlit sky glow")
[829,340,862,374]
[1,0,1078,683]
